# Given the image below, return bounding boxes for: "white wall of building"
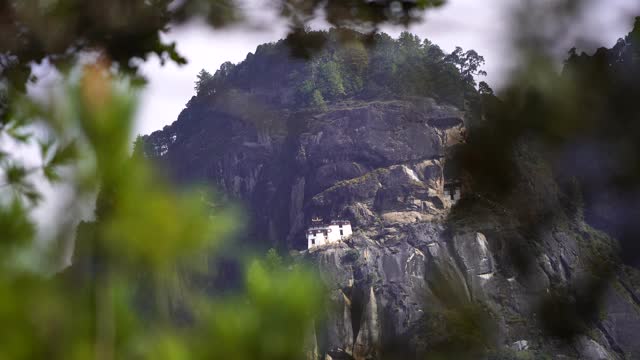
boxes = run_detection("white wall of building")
[307,221,352,249]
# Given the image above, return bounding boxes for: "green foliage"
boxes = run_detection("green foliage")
[194,28,485,110]
[0,0,445,95]
[445,47,487,85]
[311,89,327,111]
[337,41,369,92]
[132,135,146,159]
[0,66,323,359]
[194,260,321,360]
[318,61,346,98]
[479,81,494,96]
[264,248,283,270]
[195,69,213,94]
[0,199,36,253]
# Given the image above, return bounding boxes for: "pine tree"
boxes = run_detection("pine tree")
[195,69,213,94]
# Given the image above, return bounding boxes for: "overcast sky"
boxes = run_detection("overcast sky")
[133,0,640,136]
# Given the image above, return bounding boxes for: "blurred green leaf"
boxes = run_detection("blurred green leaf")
[22,187,43,206]
[42,164,61,183]
[4,163,28,186]
[0,199,35,251]
[6,128,32,143]
[48,141,77,168]
[38,139,55,162]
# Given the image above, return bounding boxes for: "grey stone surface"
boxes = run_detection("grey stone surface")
[147,97,640,360]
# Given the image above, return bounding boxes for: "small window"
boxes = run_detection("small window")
[311,238,315,245]
[340,230,344,236]
[339,224,343,228]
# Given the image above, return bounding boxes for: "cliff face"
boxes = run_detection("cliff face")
[304,201,640,359]
[145,97,464,250]
[145,92,640,359]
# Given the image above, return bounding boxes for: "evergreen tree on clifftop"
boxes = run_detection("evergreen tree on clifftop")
[193,29,486,111]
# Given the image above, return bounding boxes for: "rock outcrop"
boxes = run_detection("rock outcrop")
[145,97,464,250]
[302,213,640,359]
[145,93,640,359]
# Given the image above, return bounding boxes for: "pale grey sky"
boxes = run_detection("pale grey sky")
[134,0,640,136]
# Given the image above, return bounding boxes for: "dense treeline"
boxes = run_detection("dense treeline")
[195,29,487,111]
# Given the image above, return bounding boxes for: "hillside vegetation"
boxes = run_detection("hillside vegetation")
[194,29,486,111]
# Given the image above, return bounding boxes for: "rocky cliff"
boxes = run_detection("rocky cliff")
[144,96,464,250]
[145,92,640,359]
[142,31,640,359]
[302,185,640,359]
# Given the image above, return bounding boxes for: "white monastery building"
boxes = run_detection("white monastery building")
[307,218,352,249]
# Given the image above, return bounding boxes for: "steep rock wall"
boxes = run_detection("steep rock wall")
[144,97,464,249]
[145,96,640,359]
